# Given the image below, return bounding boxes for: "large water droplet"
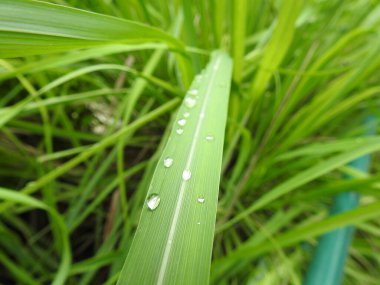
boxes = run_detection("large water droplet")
[177,119,186,126]
[197,197,205,203]
[164,157,173,168]
[188,89,199,96]
[147,194,160,210]
[206,135,214,141]
[183,112,190,118]
[185,97,196,108]
[182,170,191,181]
[176,128,184,135]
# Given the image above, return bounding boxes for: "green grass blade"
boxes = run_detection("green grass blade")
[226,200,380,262]
[0,187,71,285]
[116,51,232,285]
[231,0,247,83]
[0,43,166,80]
[218,137,380,232]
[0,99,179,213]
[0,0,181,58]
[212,201,380,281]
[250,0,303,98]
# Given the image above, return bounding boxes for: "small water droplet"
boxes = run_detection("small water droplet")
[188,89,199,96]
[182,170,191,181]
[197,222,201,225]
[177,119,187,126]
[147,194,160,210]
[200,113,205,119]
[164,157,173,168]
[176,128,184,135]
[185,97,196,108]
[183,112,190,118]
[197,197,205,203]
[206,135,214,141]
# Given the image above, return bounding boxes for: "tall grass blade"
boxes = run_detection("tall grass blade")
[0,0,181,58]
[116,51,232,285]
[0,187,71,285]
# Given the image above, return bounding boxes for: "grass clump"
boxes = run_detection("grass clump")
[0,0,379,284]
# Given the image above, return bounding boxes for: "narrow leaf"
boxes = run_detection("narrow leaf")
[117,51,232,285]
[0,0,181,58]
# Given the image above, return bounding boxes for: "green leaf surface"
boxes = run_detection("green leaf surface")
[117,51,232,285]
[0,0,181,58]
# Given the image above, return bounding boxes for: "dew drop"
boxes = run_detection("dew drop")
[163,157,173,168]
[200,113,205,119]
[185,97,197,108]
[147,194,160,210]
[197,197,205,203]
[188,89,199,96]
[206,135,214,141]
[197,222,201,225]
[183,112,190,118]
[176,128,184,135]
[182,170,191,181]
[177,118,187,126]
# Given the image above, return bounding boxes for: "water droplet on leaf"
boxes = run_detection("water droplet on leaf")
[185,97,196,108]
[163,157,173,168]
[176,128,184,135]
[197,197,205,203]
[182,170,191,181]
[177,119,186,126]
[147,194,160,211]
[206,135,214,141]
[183,112,190,118]
[188,89,199,96]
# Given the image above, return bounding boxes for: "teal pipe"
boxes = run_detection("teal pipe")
[304,116,377,285]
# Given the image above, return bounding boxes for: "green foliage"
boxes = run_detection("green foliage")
[0,0,379,284]
[117,51,232,284]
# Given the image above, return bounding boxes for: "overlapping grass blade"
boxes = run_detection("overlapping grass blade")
[116,51,232,285]
[211,200,380,282]
[0,187,70,285]
[219,137,380,232]
[0,0,181,58]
